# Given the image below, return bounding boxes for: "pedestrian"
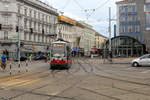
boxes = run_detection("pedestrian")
[1,54,7,70]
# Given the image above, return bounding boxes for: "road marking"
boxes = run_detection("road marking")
[141,70,150,73]
[0,78,40,88]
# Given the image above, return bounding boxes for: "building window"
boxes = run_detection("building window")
[24,33,27,40]
[29,34,31,41]
[49,16,51,22]
[29,21,32,28]
[38,23,40,32]
[42,14,44,21]
[34,10,36,19]
[29,9,32,17]
[24,8,27,16]
[46,15,48,22]
[49,25,51,33]
[24,19,27,29]
[18,5,21,14]
[145,1,150,30]
[38,35,40,42]
[132,6,136,12]
[38,12,40,19]
[34,22,36,31]
[4,31,8,40]
[34,34,36,41]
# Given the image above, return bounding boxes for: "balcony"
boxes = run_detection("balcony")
[2,24,13,30]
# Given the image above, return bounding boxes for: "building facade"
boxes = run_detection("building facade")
[57,16,76,48]
[103,36,146,57]
[95,32,107,49]
[116,0,143,42]
[0,0,58,58]
[79,21,96,56]
[116,0,150,53]
[57,16,97,56]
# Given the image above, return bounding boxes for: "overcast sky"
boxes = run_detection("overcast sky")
[41,0,121,37]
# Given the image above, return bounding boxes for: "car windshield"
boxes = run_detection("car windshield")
[140,54,150,59]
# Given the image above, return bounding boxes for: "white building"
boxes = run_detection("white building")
[79,21,96,56]
[57,16,97,56]
[0,0,58,58]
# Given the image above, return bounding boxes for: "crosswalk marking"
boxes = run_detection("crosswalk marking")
[0,78,41,89]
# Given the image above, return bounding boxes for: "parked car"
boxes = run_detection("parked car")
[14,56,27,62]
[33,55,47,60]
[131,54,150,67]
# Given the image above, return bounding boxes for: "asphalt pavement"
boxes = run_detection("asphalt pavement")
[0,58,150,100]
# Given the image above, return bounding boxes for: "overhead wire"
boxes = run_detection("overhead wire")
[72,0,111,20]
[95,0,111,10]
[73,0,85,10]
[61,0,72,10]
[87,0,111,20]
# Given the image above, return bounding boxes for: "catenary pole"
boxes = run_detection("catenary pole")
[109,7,111,52]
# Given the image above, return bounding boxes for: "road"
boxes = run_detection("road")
[0,58,150,100]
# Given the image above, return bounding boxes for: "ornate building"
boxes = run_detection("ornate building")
[0,0,58,58]
[57,16,97,56]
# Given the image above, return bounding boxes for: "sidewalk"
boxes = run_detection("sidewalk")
[0,60,49,77]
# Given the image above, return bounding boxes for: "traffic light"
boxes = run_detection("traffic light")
[30,28,33,34]
[0,24,2,30]
[16,26,19,32]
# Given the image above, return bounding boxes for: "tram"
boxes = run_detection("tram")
[49,39,72,69]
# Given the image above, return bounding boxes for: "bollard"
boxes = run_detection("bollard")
[9,62,12,75]
[25,60,28,72]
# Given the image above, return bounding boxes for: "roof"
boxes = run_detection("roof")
[106,35,144,45]
[116,0,135,4]
[95,32,108,39]
[58,16,77,25]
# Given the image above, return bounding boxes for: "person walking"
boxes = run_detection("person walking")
[1,54,7,70]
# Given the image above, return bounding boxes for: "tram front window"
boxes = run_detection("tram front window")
[52,44,65,57]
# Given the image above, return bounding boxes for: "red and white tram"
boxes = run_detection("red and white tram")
[49,39,72,69]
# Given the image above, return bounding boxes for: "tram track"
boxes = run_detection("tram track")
[15,58,150,99]
[76,58,150,97]
[1,58,150,100]
[7,66,81,100]
[9,59,97,100]
[8,71,88,100]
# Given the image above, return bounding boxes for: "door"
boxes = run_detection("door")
[139,55,150,66]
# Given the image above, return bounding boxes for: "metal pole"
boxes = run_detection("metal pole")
[109,7,111,52]
[18,12,21,73]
